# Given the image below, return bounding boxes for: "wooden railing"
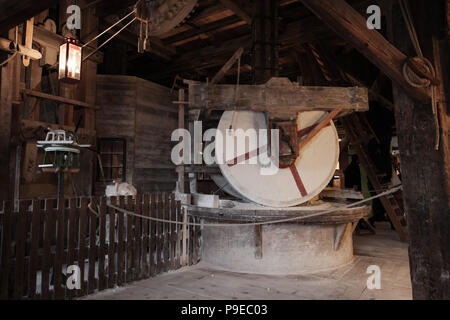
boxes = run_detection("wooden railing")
[0,193,201,300]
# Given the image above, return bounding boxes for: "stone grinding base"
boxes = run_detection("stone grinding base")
[189,201,370,275]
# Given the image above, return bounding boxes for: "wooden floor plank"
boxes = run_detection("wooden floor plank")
[84,223,412,301]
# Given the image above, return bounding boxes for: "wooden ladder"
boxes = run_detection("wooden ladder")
[342,113,409,242]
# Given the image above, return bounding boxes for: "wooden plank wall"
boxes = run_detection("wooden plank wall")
[96,75,137,192]
[134,78,178,193]
[96,75,178,194]
[0,193,200,300]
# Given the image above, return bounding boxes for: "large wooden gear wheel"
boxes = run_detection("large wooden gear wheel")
[135,0,198,36]
[210,111,340,208]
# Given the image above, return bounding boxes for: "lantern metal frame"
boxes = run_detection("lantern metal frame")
[59,37,82,83]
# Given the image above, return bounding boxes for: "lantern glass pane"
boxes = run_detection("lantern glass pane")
[58,43,67,80]
[68,44,82,80]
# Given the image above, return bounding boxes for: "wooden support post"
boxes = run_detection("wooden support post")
[210,47,244,85]
[182,207,188,266]
[254,225,263,259]
[252,0,279,84]
[390,0,450,299]
[177,89,186,193]
[0,28,21,202]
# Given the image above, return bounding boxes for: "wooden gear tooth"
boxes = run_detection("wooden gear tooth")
[133,0,198,36]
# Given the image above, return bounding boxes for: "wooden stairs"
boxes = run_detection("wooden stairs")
[342,113,409,242]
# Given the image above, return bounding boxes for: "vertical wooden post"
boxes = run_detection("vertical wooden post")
[126,195,133,282]
[28,200,41,298]
[108,196,117,288]
[182,207,188,266]
[142,194,150,278]
[0,201,12,299]
[135,194,142,279]
[0,28,21,202]
[98,197,106,291]
[252,0,279,84]
[87,198,97,294]
[391,0,450,299]
[55,198,67,299]
[150,194,156,276]
[117,196,125,286]
[78,198,88,296]
[177,89,185,193]
[78,0,99,196]
[67,198,78,299]
[163,193,170,272]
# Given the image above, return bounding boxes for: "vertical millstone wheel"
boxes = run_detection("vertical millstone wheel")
[210,111,340,207]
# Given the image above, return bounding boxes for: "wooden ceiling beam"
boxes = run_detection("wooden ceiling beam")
[159,0,297,40]
[299,0,430,103]
[152,13,339,79]
[447,0,450,38]
[0,0,59,33]
[164,15,242,44]
[94,0,136,17]
[101,16,177,60]
[218,0,252,25]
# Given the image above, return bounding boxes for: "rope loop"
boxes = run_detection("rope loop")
[402,56,435,88]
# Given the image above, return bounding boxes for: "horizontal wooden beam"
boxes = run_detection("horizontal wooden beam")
[0,0,59,33]
[101,16,177,60]
[219,0,252,25]
[188,77,369,114]
[164,15,242,45]
[21,119,97,137]
[21,89,99,110]
[32,25,104,64]
[299,0,430,103]
[153,16,334,78]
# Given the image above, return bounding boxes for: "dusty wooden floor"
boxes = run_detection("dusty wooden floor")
[84,222,412,300]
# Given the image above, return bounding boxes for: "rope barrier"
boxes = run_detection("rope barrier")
[103,185,403,228]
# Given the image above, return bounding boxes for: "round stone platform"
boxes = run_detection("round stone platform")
[187,201,370,275]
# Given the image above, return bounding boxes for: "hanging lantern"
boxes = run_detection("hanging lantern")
[58,37,82,83]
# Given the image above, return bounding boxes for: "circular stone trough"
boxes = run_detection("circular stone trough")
[187,201,370,275]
